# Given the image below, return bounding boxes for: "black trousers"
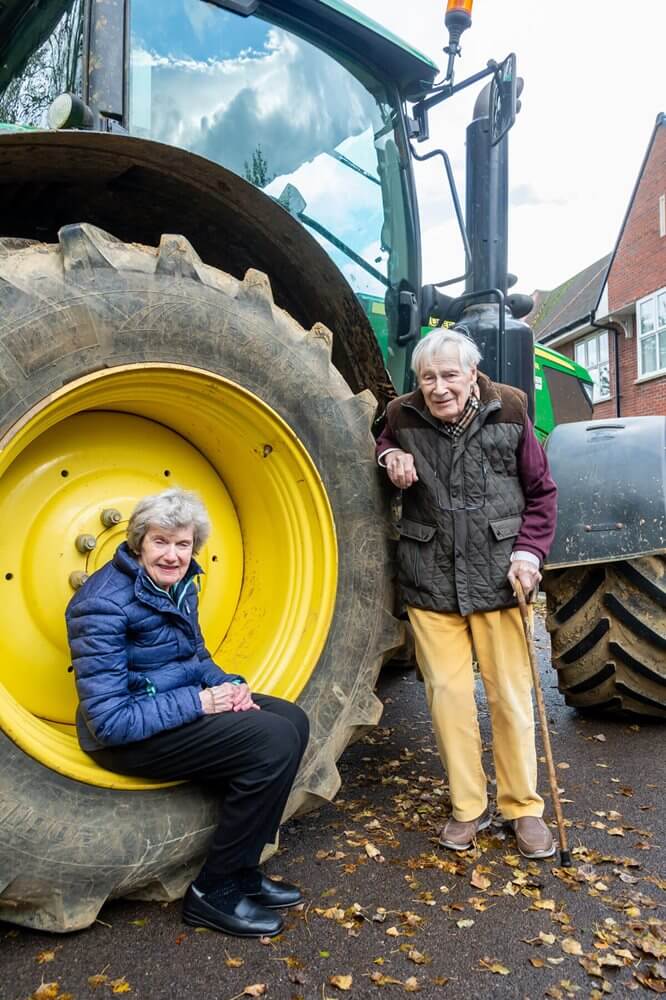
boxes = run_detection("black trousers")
[89,695,309,875]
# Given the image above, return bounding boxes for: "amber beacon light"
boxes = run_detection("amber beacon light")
[444,0,473,81]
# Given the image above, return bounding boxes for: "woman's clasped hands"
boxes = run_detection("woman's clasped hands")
[199,682,260,715]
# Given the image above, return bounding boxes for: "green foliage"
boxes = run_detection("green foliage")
[243,145,275,188]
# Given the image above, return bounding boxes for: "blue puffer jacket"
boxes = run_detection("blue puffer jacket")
[66,542,243,752]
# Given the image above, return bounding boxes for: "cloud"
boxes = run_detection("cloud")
[510,183,565,208]
[137,28,378,182]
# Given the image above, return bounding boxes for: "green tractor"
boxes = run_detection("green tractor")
[0,0,663,932]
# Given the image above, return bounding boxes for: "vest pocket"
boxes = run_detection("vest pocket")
[488,514,523,595]
[488,514,523,541]
[397,519,436,590]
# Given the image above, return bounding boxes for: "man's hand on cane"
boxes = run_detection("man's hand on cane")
[508,560,542,602]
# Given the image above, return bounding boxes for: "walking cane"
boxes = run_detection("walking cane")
[514,580,573,867]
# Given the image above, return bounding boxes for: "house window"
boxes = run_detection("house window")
[574,331,610,402]
[637,287,666,378]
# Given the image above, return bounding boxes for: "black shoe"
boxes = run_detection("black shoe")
[245,873,303,910]
[182,883,284,938]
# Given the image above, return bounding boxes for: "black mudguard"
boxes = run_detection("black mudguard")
[545,415,666,569]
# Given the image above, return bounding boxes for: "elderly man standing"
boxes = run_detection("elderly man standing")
[376,328,558,858]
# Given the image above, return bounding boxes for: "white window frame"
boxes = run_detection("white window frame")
[574,330,610,402]
[636,285,666,379]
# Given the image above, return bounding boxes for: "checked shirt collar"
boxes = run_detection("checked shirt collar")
[438,386,480,439]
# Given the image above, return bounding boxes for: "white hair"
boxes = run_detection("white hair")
[127,488,211,555]
[411,327,482,377]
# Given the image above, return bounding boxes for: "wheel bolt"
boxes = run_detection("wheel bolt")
[75,533,97,553]
[69,570,89,590]
[101,508,122,528]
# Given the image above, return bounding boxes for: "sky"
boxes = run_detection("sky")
[349,0,665,295]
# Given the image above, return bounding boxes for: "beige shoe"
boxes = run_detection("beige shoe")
[511,817,556,859]
[439,808,491,851]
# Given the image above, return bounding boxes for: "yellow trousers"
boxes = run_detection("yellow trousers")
[407,605,544,822]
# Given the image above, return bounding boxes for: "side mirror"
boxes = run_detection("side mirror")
[489,53,519,146]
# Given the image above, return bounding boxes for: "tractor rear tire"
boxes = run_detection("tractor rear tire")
[544,556,666,718]
[0,224,400,931]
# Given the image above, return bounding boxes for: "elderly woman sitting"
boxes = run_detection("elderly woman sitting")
[66,488,309,938]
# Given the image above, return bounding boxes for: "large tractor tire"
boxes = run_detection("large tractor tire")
[544,556,666,718]
[0,224,400,931]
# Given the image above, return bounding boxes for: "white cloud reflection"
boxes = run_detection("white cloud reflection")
[130,23,388,292]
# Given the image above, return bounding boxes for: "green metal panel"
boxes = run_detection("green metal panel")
[314,0,438,72]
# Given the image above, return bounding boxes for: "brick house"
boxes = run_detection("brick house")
[528,112,666,418]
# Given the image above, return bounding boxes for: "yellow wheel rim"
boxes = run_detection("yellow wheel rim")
[0,364,337,789]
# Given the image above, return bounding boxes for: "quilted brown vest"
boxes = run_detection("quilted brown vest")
[387,374,527,615]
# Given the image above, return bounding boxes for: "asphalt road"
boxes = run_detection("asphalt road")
[2,612,665,1000]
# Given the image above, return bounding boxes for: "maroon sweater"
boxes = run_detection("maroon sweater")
[376,411,557,565]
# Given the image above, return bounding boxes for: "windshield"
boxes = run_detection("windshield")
[0,0,84,127]
[128,0,416,313]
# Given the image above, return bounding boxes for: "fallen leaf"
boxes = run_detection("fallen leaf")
[242,987,267,998]
[456,918,475,929]
[561,938,583,956]
[470,869,491,891]
[592,734,607,742]
[386,926,400,937]
[479,957,510,975]
[617,871,640,884]
[540,932,557,945]
[365,842,383,861]
[404,977,421,992]
[607,828,625,837]
[530,958,545,968]
[88,974,109,989]
[634,973,666,994]
[225,954,244,968]
[319,951,331,958]
[329,974,352,991]
[36,950,57,964]
[370,972,403,986]
[598,953,625,969]
[559,980,582,995]
[636,936,666,960]
[174,932,187,945]
[532,898,556,911]
[129,917,149,927]
[281,957,304,970]
[406,949,430,966]
[31,985,60,1000]
[110,979,132,994]
[579,956,603,976]
[557,762,570,770]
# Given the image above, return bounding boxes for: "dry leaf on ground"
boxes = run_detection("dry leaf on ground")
[31,986,60,1000]
[329,974,353,991]
[110,979,132,994]
[479,957,510,975]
